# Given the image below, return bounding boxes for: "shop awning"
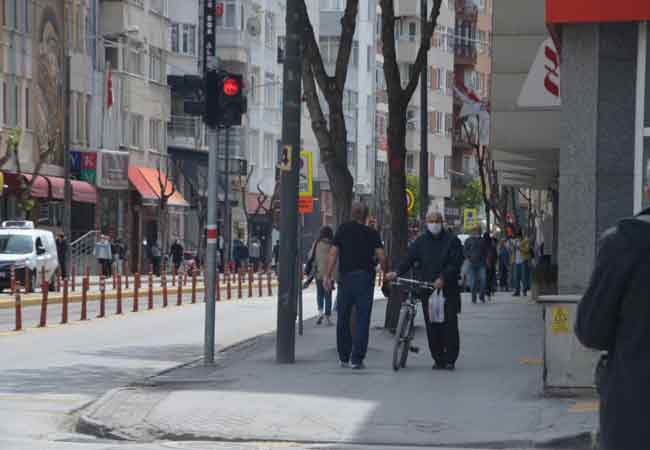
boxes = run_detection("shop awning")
[128,166,189,208]
[21,174,49,198]
[47,176,97,204]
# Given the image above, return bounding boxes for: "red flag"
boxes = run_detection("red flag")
[107,64,114,109]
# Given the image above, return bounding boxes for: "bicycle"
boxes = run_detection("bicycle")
[391,277,436,371]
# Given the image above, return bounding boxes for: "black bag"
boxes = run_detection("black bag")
[304,240,319,276]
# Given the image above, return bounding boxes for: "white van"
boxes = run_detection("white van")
[0,229,59,292]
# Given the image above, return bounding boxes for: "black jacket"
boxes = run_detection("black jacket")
[397,230,464,312]
[575,213,650,450]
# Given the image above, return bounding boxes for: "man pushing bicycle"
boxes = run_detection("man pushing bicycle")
[386,210,464,370]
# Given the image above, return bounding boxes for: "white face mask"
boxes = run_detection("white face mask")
[427,223,442,235]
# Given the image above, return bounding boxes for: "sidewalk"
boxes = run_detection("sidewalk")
[78,292,597,448]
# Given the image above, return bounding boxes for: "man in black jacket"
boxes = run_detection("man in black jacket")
[575,211,650,450]
[386,211,464,370]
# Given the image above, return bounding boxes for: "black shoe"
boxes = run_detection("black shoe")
[523,290,528,297]
[316,314,323,325]
[513,291,521,297]
[445,363,456,371]
[432,363,445,370]
[410,345,420,353]
[480,296,486,303]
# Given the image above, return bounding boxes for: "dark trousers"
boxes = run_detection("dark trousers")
[99,259,112,277]
[316,279,332,316]
[421,295,460,366]
[499,263,509,290]
[336,271,373,365]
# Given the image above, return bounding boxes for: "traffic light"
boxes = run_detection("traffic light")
[204,70,247,128]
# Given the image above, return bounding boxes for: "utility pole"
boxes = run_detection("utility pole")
[419,0,429,225]
[204,128,219,364]
[64,50,72,275]
[276,0,302,364]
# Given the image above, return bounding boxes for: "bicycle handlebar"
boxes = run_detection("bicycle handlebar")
[391,277,436,291]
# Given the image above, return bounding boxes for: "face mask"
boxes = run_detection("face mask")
[427,223,442,235]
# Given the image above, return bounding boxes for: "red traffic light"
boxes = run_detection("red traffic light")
[223,77,240,96]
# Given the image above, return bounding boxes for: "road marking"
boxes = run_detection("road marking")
[569,400,599,413]
[519,357,543,365]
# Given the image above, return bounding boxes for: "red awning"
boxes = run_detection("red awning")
[128,166,189,208]
[21,174,50,198]
[546,0,650,24]
[45,176,97,204]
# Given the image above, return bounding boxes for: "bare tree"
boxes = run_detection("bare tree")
[298,0,358,225]
[157,157,178,255]
[380,0,444,329]
[183,165,209,266]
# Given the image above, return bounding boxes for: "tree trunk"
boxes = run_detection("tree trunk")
[384,106,408,330]
[476,146,491,232]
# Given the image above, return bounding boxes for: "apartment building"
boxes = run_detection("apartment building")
[375,0,455,223]
[448,0,492,227]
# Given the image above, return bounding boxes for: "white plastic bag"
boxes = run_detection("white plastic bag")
[428,289,446,324]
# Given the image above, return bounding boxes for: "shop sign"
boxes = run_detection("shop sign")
[517,38,561,108]
[97,150,129,190]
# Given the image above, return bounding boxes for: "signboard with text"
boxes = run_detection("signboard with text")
[299,150,313,197]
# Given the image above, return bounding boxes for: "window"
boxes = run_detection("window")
[347,142,357,171]
[86,95,91,144]
[12,84,17,126]
[408,22,417,41]
[1,0,4,27]
[445,113,453,137]
[215,1,237,28]
[23,0,28,33]
[263,134,274,168]
[434,156,445,178]
[1,82,5,125]
[264,73,275,107]
[130,114,143,148]
[429,111,443,135]
[265,12,275,48]
[149,119,162,150]
[352,41,359,67]
[446,70,454,96]
[126,44,144,76]
[320,0,344,10]
[376,64,385,89]
[343,90,358,113]
[319,37,340,65]
[367,45,373,72]
[446,27,455,52]
[74,94,82,143]
[367,95,374,124]
[24,86,29,129]
[463,155,471,174]
[171,24,196,56]
[432,25,445,48]
[121,112,129,146]
[249,130,260,167]
[150,0,168,16]
[431,67,443,91]
[149,47,163,83]
[368,0,374,21]
[406,153,415,173]
[277,36,286,63]
[250,68,259,105]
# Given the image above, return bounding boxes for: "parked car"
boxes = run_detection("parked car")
[0,228,59,292]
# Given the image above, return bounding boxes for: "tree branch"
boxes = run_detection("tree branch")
[404,0,443,101]
[334,0,360,91]
[303,62,335,164]
[298,0,332,96]
[380,0,402,105]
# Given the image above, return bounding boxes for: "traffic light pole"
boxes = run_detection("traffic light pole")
[204,127,219,364]
[223,127,231,268]
[276,0,302,364]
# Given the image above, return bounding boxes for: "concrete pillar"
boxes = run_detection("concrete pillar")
[558,23,638,294]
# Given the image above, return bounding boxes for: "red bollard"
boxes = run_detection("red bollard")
[258,270,263,297]
[176,274,182,306]
[148,271,154,310]
[112,264,117,290]
[191,269,197,304]
[116,272,123,315]
[133,273,140,312]
[10,265,15,295]
[61,278,69,324]
[98,276,106,318]
[237,270,243,299]
[38,281,49,327]
[80,275,89,321]
[226,271,232,300]
[172,264,176,287]
[14,293,22,331]
[71,264,76,292]
[162,273,169,307]
[56,270,62,292]
[248,267,253,298]
[267,270,272,296]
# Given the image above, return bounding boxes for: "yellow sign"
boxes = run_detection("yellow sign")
[0,171,4,195]
[551,306,570,334]
[279,145,292,171]
[405,188,415,212]
[463,208,478,229]
[299,150,313,197]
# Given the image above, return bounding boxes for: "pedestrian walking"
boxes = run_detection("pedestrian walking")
[272,240,280,270]
[324,202,386,370]
[497,239,511,291]
[575,210,650,450]
[310,227,337,326]
[512,232,532,296]
[56,233,67,278]
[386,211,464,370]
[150,241,162,276]
[464,226,487,303]
[94,234,113,277]
[484,233,497,300]
[250,239,261,271]
[170,239,184,272]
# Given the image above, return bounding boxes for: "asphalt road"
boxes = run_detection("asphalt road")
[0,289,317,450]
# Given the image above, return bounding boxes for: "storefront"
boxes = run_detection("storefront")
[546,0,650,293]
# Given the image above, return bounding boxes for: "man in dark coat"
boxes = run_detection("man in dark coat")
[575,211,650,450]
[386,211,464,370]
[170,240,184,272]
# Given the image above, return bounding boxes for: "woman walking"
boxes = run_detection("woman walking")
[312,226,337,325]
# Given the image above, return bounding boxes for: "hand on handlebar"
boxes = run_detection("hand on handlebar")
[385,272,398,281]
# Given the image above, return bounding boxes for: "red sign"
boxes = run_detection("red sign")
[546,0,650,24]
[215,2,224,17]
[298,197,314,214]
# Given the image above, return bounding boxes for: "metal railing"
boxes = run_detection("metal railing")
[69,230,100,276]
[168,115,204,148]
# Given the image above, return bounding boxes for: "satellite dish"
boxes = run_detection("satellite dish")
[247,17,261,37]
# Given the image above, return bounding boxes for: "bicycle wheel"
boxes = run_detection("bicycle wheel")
[399,313,412,369]
[392,307,411,371]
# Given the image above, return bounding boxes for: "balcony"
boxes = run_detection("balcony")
[455,43,477,66]
[168,115,204,149]
[395,1,419,17]
[406,127,452,155]
[395,38,418,63]
[455,0,478,21]
[100,0,168,50]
